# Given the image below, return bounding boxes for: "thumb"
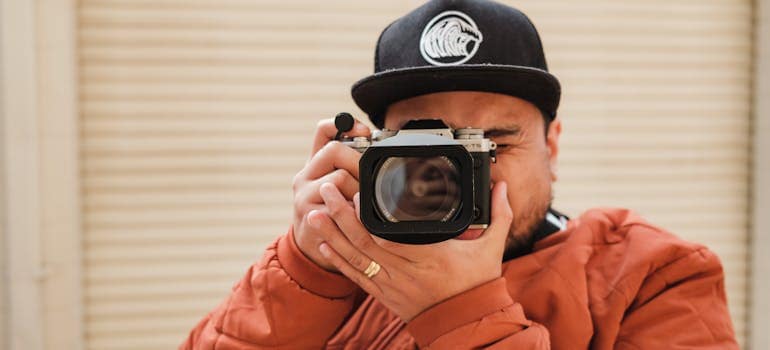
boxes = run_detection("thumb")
[479,182,513,250]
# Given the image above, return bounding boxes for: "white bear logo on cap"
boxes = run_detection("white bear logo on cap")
[419,10,484,66]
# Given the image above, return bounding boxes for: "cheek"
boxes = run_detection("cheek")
[490,155,552,205]
[490,154,547,184]
[490,156,552,237]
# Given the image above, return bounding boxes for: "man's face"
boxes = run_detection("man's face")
[383,91,562,253]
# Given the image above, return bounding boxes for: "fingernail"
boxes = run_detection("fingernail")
[318,242,330,257]
[353,193,361,219]
[307,210,321,229]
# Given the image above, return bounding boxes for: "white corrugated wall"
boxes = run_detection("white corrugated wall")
[78,0,752,348]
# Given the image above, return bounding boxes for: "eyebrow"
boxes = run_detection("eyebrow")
[483,125,522,138]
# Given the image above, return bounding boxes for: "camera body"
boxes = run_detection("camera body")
[342,119,496,244]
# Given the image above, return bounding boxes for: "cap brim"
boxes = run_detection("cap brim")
[351,64,561,128]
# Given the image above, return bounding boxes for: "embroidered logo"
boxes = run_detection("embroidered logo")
[419,10,483,66]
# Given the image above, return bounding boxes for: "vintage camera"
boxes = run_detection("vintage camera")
[340,115,496,244]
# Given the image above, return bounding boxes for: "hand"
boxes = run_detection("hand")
[291,118,370,271]
[308,181,512,321]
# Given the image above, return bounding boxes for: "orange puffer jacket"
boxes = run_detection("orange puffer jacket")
[180,208,738,349]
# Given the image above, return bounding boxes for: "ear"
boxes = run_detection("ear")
[546,119,562,182]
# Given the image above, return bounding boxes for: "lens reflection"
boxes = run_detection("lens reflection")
[374,156,461,222]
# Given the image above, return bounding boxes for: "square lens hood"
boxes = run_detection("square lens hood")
[359,143,475,244]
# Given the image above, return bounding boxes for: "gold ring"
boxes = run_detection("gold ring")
[363,260,381,279]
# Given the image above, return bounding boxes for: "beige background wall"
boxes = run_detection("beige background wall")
[1,0,758,349]
[0,0,10,349]
[1,0,6,341]
[751,0,770,348]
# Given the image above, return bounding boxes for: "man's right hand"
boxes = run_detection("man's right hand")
[291,117,371,271]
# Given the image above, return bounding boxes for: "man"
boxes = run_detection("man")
[181,0,738,348]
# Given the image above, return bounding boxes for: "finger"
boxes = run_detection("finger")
[318,242,383,296]
[302,141,362,181]
[319,183,408,265]
[302,169,359,204]
[308,210,376,273]
[353,192,419,262]
[479,182,513,246]
[328,169,359,200]
[311,118,371,157]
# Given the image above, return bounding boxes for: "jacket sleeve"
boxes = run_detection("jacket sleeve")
[406,278,550,349]
[613,247,739,349]
[180,228,362,350]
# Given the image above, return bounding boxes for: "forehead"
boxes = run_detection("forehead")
[383,91,542,130]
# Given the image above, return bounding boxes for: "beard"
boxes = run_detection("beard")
[503,184,553,260]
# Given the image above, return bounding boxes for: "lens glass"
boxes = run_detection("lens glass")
[374,156,461,222]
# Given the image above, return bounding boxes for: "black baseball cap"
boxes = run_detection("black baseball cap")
[351,0,561,128]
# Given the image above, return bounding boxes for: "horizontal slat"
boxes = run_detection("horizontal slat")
[79,84,751,101]
[79,0,747,13]
[79,99,748,116]
[80,150,747,170]
[82,182,747,209]
[80,47,750,65]
[81,28,751,53]
[79,137,746,152]
[78,9,748,33]
[83,172,758,193]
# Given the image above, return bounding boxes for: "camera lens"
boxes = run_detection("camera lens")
[374,156,461,222]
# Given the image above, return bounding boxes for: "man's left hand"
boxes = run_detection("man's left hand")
[307,181,513,321]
